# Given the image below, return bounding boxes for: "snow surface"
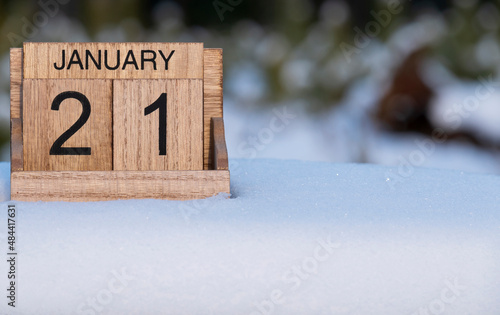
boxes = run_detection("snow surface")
[0,160,499,314]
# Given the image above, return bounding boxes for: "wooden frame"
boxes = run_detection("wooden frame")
[10,45,230,201]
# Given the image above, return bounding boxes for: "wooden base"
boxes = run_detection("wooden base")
[11,170,230,201]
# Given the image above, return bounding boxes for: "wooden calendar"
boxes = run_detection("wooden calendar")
[10,42,229,201]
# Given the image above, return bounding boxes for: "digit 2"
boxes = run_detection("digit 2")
[144,93,167,156]
[50,91,92,155]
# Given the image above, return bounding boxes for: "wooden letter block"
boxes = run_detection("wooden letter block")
[23,42,204,79]
[113,79,203,170]
[23,79,113,171]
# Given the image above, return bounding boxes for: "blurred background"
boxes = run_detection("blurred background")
[1,0,500,175]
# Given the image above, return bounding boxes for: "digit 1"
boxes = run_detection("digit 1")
[144,93,167,156]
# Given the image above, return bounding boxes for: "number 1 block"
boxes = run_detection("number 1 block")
[113,79,204,170]
[23,79,113,171]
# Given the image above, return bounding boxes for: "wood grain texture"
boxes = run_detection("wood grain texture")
[10,118,23,172]
[113,79,204,170]
[212,117,228,170]
[203,49,223,170]
[23,42,204,79]
[10,48,22,119]
[23,79,113,171]
[11,170,230,201]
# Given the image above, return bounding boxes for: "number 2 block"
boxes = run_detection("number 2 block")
[23,79,113,171]
[113,79,204,170]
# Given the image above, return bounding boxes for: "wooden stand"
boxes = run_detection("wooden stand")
[10,45,230,201]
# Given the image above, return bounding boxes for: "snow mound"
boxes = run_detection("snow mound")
[0,160,498,314]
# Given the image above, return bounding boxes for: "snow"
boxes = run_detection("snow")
[224,77,500,175]
[0,159,499,314]
[429,79,500,142]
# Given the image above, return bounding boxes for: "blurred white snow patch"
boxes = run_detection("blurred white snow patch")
[96,25,128,42]
[37,15,90,42]
[430,79,500,142]
[225,76,382,164]
[226,62,268,102]
[224,100,333,162]
[388,13,447,56]
[280,59,315,92]
[475,34,500,69]
[420,57,459,88]
[255,33,290,66]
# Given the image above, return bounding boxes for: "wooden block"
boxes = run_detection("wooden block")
[10,118,23,172]
[11,170,230,201]
[23,42,204,79]
[23,79,113,171]
[12,42,230,202]
[10,48,23,119]
[113,79,204,171]
[212,117,228,170]
[203,49,224,170]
